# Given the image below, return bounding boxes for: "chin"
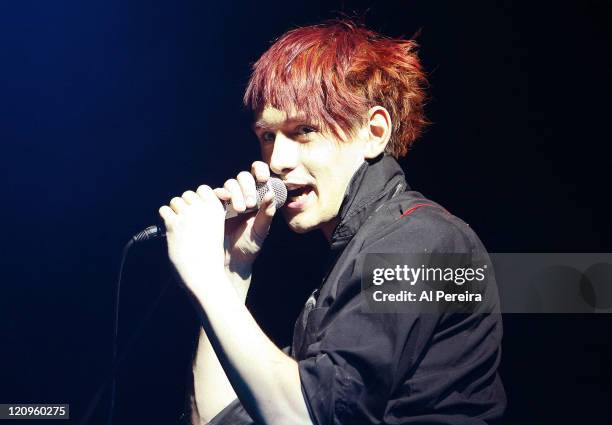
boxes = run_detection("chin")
[282,209,319,234]
[286,218,317,234]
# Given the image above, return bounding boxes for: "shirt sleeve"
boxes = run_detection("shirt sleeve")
[297,212,493,425]
[297,293,440,424]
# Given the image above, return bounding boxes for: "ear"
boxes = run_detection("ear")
[363,106,392,159]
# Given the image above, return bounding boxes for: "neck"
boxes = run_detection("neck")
[319,217,340,244]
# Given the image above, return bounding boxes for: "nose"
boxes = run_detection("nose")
[269,132,299,175]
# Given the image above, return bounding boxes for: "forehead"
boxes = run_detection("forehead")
[253,106,309,131]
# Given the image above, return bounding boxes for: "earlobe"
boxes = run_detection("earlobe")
[364,106,392,159]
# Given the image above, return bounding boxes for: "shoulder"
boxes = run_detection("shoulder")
[361,190,487,255]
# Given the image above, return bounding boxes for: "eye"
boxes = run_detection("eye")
[296,125,316,136]
[261,131,275,143]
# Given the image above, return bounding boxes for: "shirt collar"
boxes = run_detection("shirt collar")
[329,154,409,250]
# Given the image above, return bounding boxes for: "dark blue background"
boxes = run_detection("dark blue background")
[1,1,610,424]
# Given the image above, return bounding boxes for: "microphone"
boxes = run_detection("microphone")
[224,177,287,219]
[132,177,288,242]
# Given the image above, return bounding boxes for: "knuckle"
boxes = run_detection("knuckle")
[224,179,239,190]
[252,162,270,180]
[238,173,256,191]
[237,171,254,183]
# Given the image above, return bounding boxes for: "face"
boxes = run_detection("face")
[254,106,369,238]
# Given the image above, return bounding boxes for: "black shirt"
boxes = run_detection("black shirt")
[205,155,506,425]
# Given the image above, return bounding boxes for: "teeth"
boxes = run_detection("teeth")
[289,188,310,201]
[288,186,309,198]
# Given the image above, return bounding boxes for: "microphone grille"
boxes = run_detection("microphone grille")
[262,177,287,209]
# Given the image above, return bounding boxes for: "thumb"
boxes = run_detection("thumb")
[250,190,276,246]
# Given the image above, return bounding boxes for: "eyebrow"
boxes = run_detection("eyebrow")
[252,116,314,132]
[252,120,273,131]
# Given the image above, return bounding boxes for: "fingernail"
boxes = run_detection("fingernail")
[247,196,255,205]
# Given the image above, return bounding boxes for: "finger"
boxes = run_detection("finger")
[223,178,246,213]
[260,188,277,216]
[195,185,225,217]
[237,171,257,209]
[158,205,176,227]
[182,190,199,205]
[196,185,217,202]
[213,187,231,201]
[169,196,188,214]
[251,161,270,183]
[251,190,276,244]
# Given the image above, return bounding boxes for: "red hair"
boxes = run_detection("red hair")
[244,20,428,158]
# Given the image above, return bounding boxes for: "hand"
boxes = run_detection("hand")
[158,162,277,297]
[214,161,277,279]
[159,185,227,293]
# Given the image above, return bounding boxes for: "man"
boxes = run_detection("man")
[159,20,506,425]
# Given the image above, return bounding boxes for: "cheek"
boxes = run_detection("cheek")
[299,141,339,185]
[300,140,335,164]
[306,144,361,180]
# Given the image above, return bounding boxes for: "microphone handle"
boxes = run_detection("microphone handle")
[146,202,257,241]
[223,202,258,219]
[134,179,279,242]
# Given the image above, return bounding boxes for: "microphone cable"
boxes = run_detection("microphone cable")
[78,226,168,425]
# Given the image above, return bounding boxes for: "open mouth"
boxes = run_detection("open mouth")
[287,185,308,198]
[286,184,315,209]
